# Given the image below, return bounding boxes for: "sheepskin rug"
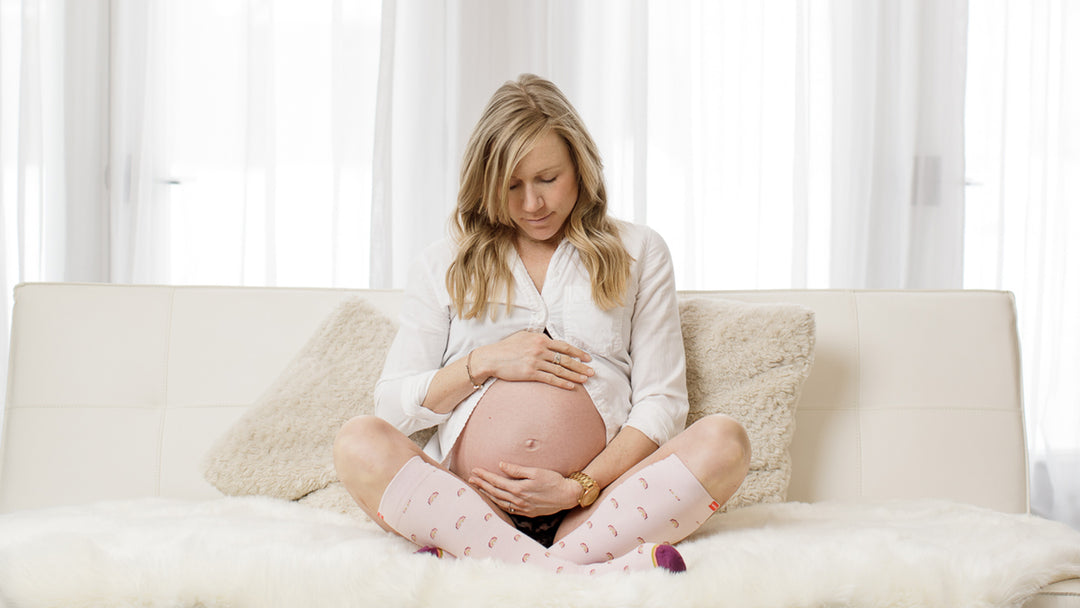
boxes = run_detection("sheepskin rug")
[1,497,1078,608]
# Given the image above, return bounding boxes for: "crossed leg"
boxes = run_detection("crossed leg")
[548,414,751,561]
[333,416,687,574]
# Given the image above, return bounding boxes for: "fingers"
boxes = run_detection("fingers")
[546,339,591,364]
[470,466,519,497]
[469,467,524,512]
[513,329,591,366]
[470,464,574,518]
[489,331,594,389]
[544,340,594,387]
[498,460,537,480]
[541,369,589,391]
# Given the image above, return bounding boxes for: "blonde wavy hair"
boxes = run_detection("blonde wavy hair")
[447,74,632,320]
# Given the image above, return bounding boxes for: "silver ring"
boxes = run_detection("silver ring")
[554,353,562,366]
[508,505,514,514]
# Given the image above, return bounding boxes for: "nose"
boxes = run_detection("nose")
[521,184,544,213]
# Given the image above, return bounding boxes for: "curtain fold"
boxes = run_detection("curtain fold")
[367,0,396,289]
[7,0,107,285]
[330,0,376,287]
[109,0,168,283]
[828,0,967,289]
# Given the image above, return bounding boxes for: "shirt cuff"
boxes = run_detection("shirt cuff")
[624,403,685,447]
[384,369,452,434]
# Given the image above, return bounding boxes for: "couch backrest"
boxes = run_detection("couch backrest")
[0,283,1028,514]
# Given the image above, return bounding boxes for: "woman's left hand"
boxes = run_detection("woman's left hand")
[468,462,582,518]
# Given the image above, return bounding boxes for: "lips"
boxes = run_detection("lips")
[523,213,553,225]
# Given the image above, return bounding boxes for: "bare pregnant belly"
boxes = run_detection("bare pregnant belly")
[449,380,607,478]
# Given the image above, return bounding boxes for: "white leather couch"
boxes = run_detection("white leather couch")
[1,283,1077,606]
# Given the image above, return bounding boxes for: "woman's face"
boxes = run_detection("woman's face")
[506,132,579,248]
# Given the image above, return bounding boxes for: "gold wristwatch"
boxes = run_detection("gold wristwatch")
[568,471,600,508]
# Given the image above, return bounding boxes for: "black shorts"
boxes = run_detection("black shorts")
[507,510,569,548]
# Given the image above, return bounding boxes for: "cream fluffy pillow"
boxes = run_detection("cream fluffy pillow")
[678,298,816,512]
[202,298,433,500]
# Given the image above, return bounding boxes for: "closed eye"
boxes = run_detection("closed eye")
[508,176,556,190]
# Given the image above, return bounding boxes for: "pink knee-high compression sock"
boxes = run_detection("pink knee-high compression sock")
[377,456,685,575]
[549,454,719,564]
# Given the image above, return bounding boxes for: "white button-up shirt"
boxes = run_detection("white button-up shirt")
[374,221,689,464]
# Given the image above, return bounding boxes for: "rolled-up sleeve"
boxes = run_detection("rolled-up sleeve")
[374,255,453,436]
[623,229,689,446]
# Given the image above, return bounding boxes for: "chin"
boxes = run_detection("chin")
[519,231,560,245]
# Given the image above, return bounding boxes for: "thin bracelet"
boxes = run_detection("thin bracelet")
[465,349,484,390]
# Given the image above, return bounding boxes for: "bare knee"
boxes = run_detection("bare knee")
[333,415,417,486]
[685,414,751,485]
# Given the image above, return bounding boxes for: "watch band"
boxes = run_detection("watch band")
[568,471,600,508]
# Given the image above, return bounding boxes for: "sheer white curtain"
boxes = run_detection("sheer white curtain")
[110,0,168,283]
[641,0,966,290]
[0,0,973,308]
[965,0,1080,529]
[132,0,382,287]
[374,0,965,291]
[8,0,384,289]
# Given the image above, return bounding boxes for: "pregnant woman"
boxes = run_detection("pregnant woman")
[334,74,750,575]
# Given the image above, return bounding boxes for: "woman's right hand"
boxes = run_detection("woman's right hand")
[471,330,594,390]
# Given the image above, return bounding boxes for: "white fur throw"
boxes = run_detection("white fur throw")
[204,296,815,517]
[1,497,1077,607]
[678,298,815,511]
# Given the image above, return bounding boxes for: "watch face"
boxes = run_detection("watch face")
[582,482,600,506]
[571,472,599,507]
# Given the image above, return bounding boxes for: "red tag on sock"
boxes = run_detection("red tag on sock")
[708,501,720,512]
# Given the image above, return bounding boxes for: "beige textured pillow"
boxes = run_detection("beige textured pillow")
[679,298,815,512]
[202,298,433,500]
